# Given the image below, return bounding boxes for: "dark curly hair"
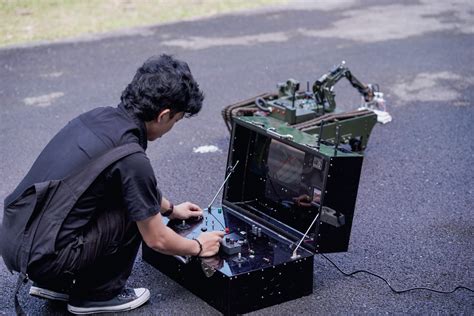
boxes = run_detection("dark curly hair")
[121,54,204,121]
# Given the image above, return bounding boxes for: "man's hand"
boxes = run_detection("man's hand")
[195,231,225,257]
[170,202,203,220]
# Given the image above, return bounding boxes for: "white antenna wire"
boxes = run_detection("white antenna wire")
[207,160,239,210]
[291,212,320,259]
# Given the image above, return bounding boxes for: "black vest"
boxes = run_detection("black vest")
[1,105,148,271]
[5,105,147,206]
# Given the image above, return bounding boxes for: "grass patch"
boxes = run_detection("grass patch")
[0,0,287,47]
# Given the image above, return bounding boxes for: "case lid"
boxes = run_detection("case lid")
[223,117,363,253]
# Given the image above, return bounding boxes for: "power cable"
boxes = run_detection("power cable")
[320,253,474,295]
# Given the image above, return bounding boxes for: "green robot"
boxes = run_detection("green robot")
[222,61,391,152]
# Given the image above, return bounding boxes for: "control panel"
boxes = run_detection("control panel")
[165,206,313,276]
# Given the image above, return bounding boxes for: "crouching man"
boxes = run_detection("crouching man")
[1,54,224,314]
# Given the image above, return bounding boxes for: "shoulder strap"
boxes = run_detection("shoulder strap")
[13,142,144,315]
[64,142,144,198]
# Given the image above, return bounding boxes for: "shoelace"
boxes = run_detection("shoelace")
[118,288,136,299]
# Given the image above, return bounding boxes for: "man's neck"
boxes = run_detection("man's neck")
[118,103,148,150]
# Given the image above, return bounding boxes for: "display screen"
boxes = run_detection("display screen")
[225,121,363,253]
[264,140,306,203]
[226,131,325,236]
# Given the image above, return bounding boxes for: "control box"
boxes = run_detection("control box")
[143,206,313,315]
[143,116,364,314]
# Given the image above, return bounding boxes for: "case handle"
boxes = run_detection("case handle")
[174,255,190,264]
[266,127,294,140]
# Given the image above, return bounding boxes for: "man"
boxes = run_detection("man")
[1,54,224,314]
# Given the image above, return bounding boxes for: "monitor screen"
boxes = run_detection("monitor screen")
[228,133,325,236]
[264,140,306,203]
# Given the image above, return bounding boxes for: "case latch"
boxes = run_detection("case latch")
[321,206,345,227]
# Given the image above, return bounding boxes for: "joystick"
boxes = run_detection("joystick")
[177,220,190,230]
[220,232,243,255]
[233,252,246,263]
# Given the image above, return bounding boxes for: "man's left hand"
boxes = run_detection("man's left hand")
[170,202,203,220]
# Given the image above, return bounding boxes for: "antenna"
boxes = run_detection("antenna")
[334,125,340,156]
[316,120,324,150]
[292,89,296,108]
[291,212,320,259]
[207,160,240,211]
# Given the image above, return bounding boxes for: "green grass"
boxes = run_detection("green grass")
[0,0,287,47]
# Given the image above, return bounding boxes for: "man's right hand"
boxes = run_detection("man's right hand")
[195,231,225,257]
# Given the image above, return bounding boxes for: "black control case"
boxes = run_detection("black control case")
[143,117,364,315]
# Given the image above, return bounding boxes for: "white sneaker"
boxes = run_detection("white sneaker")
[67,287,150,314]
[29,284,70,302]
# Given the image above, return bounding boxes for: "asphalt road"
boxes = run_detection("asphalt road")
[1,0,473,314]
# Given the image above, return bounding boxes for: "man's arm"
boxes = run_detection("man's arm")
[159,197,203,220]
[159,197,173,216]
[137,212,224,257]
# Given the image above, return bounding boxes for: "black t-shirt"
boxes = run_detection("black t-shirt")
[5,104,161,248]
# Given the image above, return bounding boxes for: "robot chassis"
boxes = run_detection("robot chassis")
[222,61,391,153]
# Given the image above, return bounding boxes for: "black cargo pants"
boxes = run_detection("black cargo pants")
[27,206,141,301]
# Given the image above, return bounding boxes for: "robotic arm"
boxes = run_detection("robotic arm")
[312,61,377,112]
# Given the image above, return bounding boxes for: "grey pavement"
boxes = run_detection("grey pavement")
[1,0,473,314]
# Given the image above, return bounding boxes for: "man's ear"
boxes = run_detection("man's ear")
[157,109,171,123]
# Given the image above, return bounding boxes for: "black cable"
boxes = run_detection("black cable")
[255,97,271,112]
[320,253,474,295]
